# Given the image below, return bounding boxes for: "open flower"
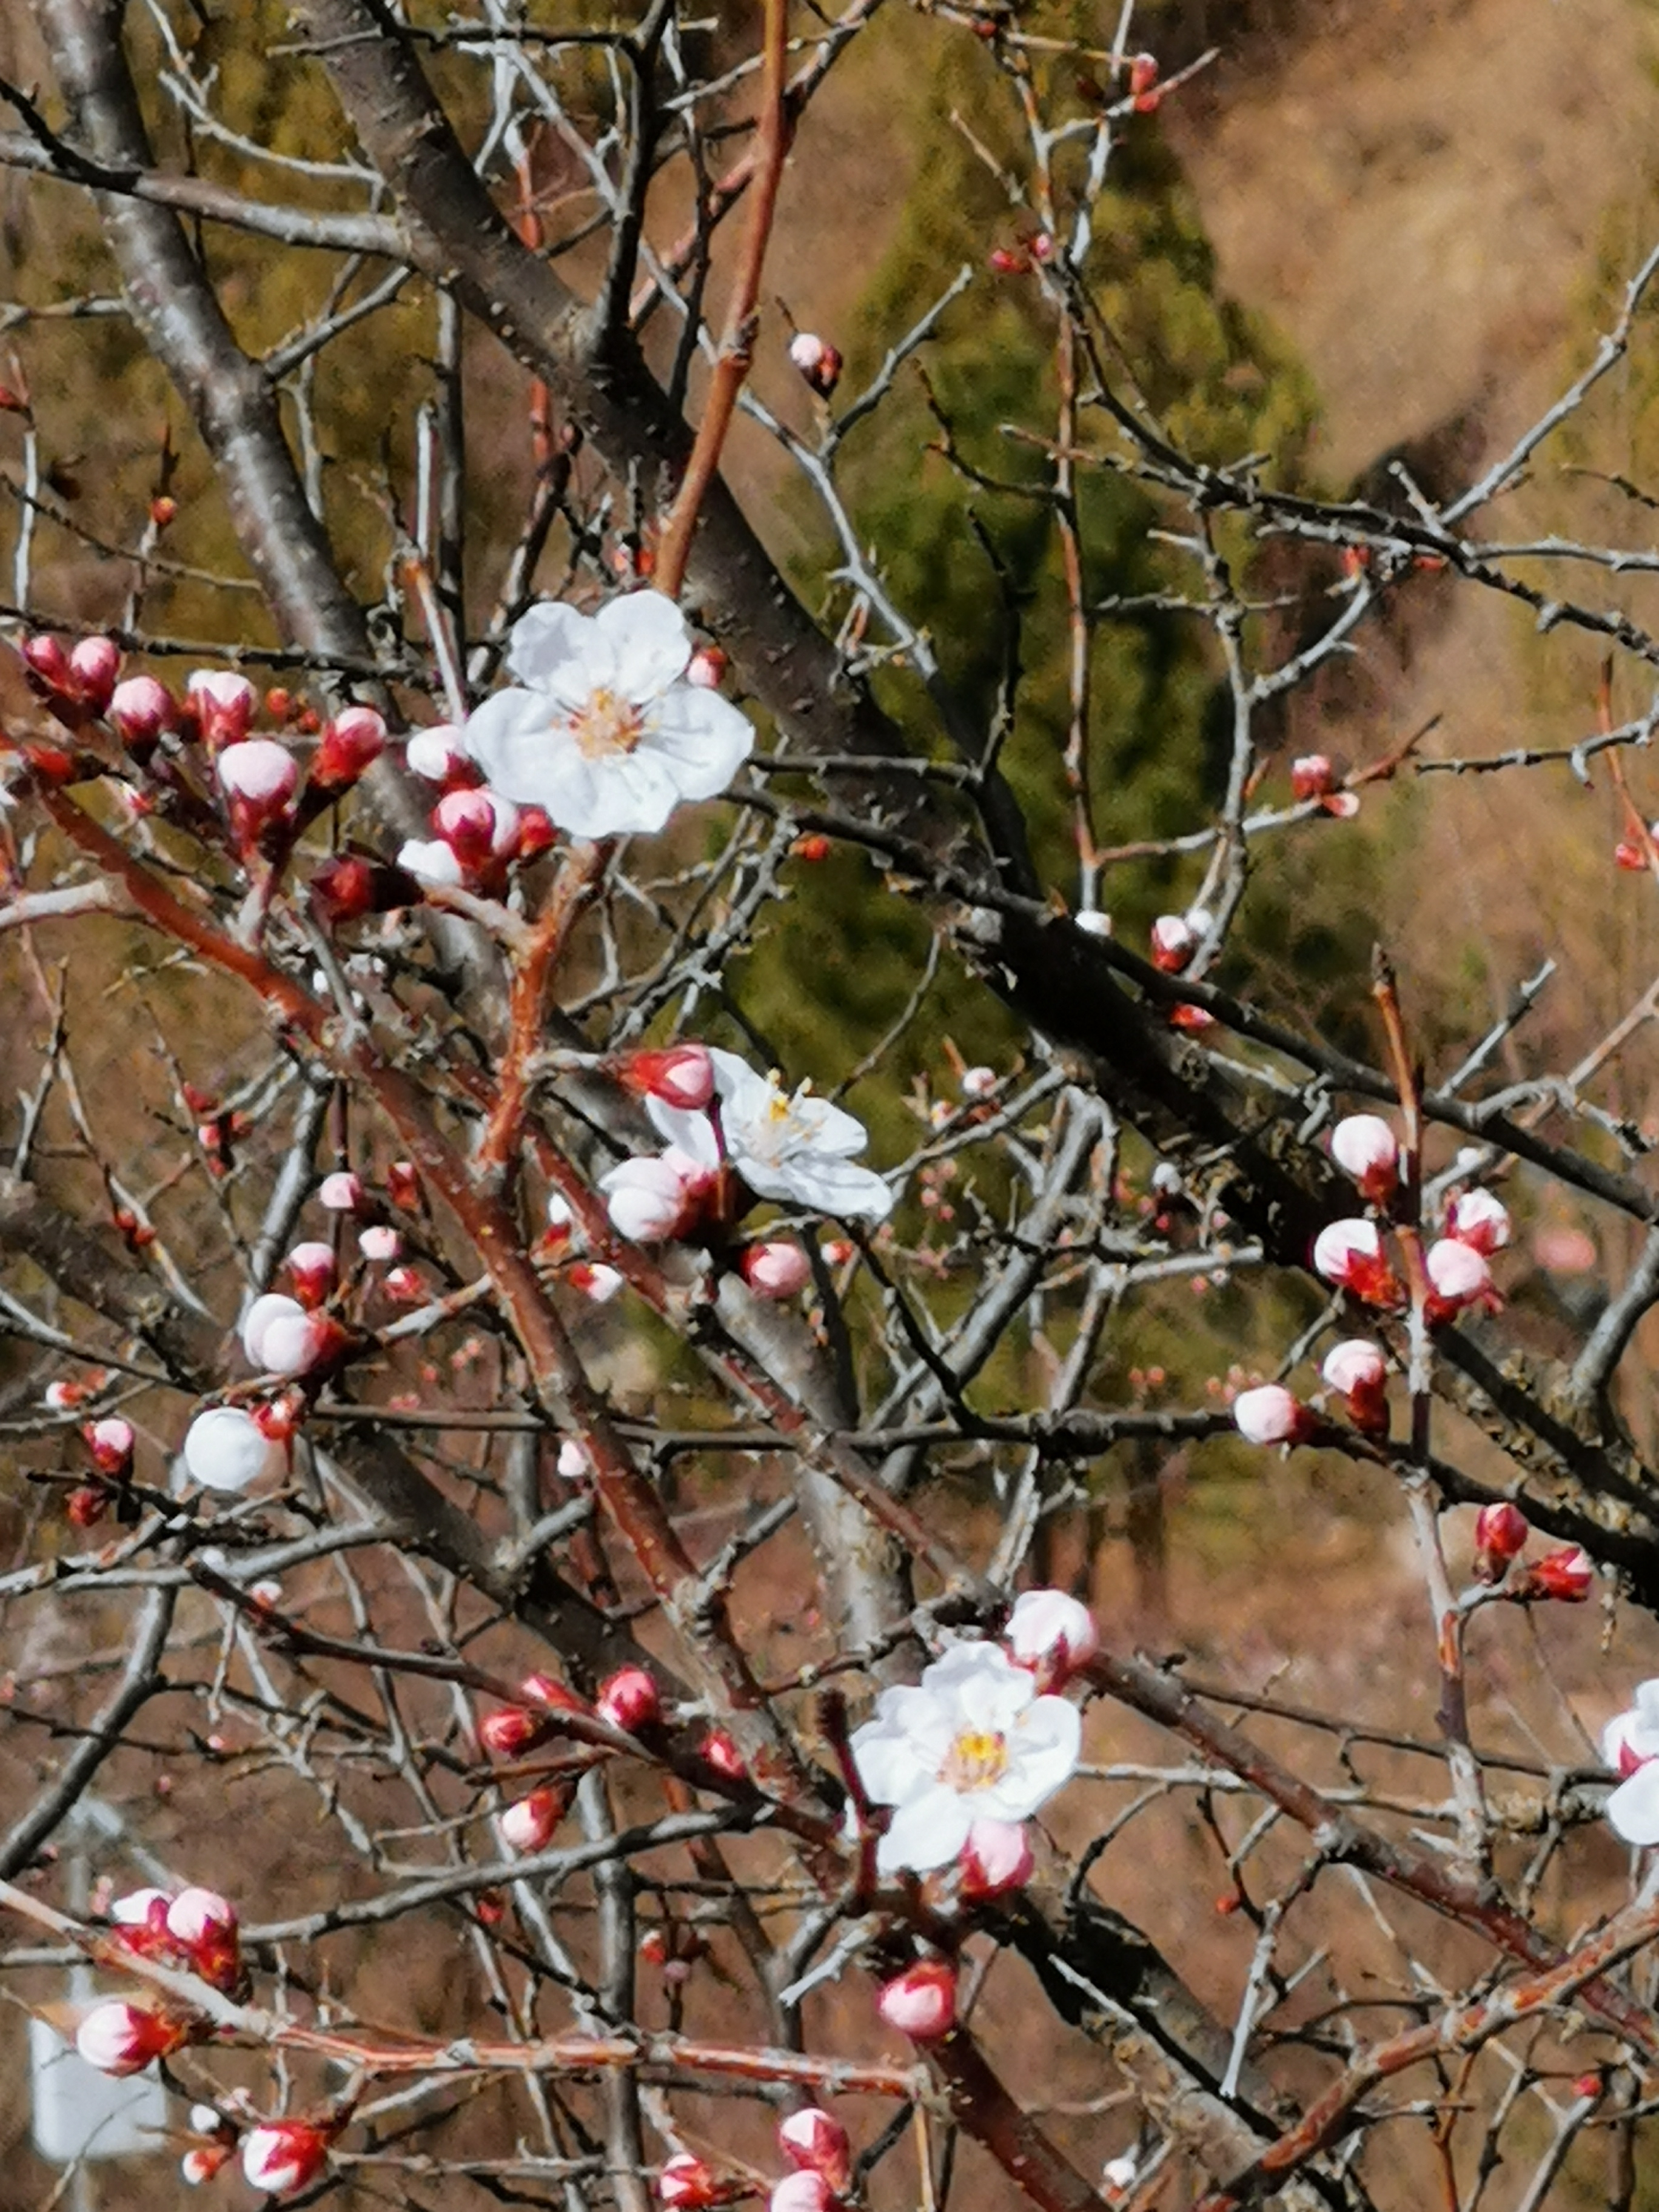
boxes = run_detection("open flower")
[850,1641,1081,1875]
[462,592,753,838]
[646,1047,891,1221]
[1603,1681,1659,1843]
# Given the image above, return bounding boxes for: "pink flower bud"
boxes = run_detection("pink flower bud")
[620,1044,716,1110]
[1319,1338,1389,1435]
[1290,752,1335,800]
[569,1261,625,1304]
[405,723,468,781]
[358,1224,403,1262]
[1424,1236,1492,1316]
[1473,1500,1529,1581]
[1312,1219,1402,1305]
[310,705,386,793]
[522,1672,589,1715]
[740,1240,812,1299]
[1149,913,1195,973]
[659,2153,719,2208]
[166,1886,240,1990]
[498,1786,565,1854]
[601,1155,700,1242]
[318,1171,364,1212]
[479,1704,548,1758]
[183,1405,280,1493]
[1006,1588,1099,1687]
[187,669,256,748]
[686,647,728,690]
[69,634,121,710]
[75,1999,186,2075]
[84,1415,134,1476]
[1232,1384,1312,1446]
[107,674,176,753]
[788,332,843,397]
[435,785,517,866]
[241,2120,333,2198]
[597,1665,662,1733]
[876,1959,956,2042]
[217,739,298,844]
[700,1728,746,1781]
[1447,1188,1510,1255]
[771,2173,834,2212]
[182,2144,233,2185]
[241,1292,307,1369]
[959,1064,997,1098]
[778,2108,851,2192]
[1329,1114,1399,1202]
[382,1264,427,1304]
[959,1817,1034,1900]
[386,1161,421,1210]
[513,803,557,861]
[1529,1545,1594,1603]
[21,632,70,689]
[110,1887,172,1954]
[285,1241,337,1308]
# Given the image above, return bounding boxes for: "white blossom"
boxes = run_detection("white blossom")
[461,592,753,838]
[1603,1681,1659,1844]
[850,1641,1081,1875]
[183,1406,279,1494]
[646,1047,891,1221]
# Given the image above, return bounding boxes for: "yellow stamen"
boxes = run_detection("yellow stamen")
[572,688,644,759]
[939,1729,1008,1792]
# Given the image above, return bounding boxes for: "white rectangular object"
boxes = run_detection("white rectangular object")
[28,2012,170,2165]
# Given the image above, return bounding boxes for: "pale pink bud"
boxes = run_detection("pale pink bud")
[557,1439,591,1477]
[69,634,120,709]
[44,1379,81,1411]
[1149,913,1195,973]
[788,331,843,397]
[285,1241,337,1307]
[182,2145,233,2185]
[318,1171,364,1212]
[110,1886,170,1928]
[620,1043,716,1110]
[435,785,517,865]
[241,2120,332,2198]
[959,1817,1034,1900]
[686,647,728,689]
[700,1728,746,1780]
[1006,1587,1099,1687]
[310,704,386,793]
[108,673,175,742]
[167,1886,240,1989]
[770,2173,834,2212]
[1291,753,1335,800]
[597,1665,662,1732]
[659,2153,719,2208]
[1447,1188,1510,1255]
[601,1155,697,1242]
[1074,908,1112,938]
[397,836,465,885]
[217,739,298,840]
[1329,1114,1398,1202]
[1319,1338,1389,1435]
[382,1264,426,1303]
[187,669,256,746]
[1232,1384,1310,1446]
[569,1262,625,1304]
[1425,1236,1492,1313]
[498,1787,563,1854]
[959,1064,997,1098]
[405,723,468,780]
[241,1292,307,1369]
[84,1416,134,1475]
[740,1240,812,1299]
[1473,1500,1528,1580]
[183,1405,279,1493]
[777,2108,851,2192]
[1529,1545,1594,1602]
[358,1224,403,1262]
[21,632,70,689]
[1312,1218,1401,1305]
[478,1705,546,1758]
[75,1999,185,2075]
[876,1959,956,2041]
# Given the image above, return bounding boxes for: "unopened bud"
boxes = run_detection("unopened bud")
[788,331,843,398]
[107,674,175,755]
[876,1959,956,2041]
[1527,1545,1594,1603]
[1232,1383,1313,1447]
[84,1416,135,1476]
[1473,1500,1529,1582]
[310,705,387,794]
[597,1665,662,1733]
[659,2153,719,2208]
[1329,1114,1399,1204]
[740,1239,812,1299]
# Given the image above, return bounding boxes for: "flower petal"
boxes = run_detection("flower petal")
[984,1696,1082,1819]
[876,1787,973,1875]
[1608,1763,1659,1845]
[744,1151,893,1222]
[508,603,613,704]
[595,591,693,703]
[643,1098,722,1171]
[640,685,755,798]
[462,689,563,800]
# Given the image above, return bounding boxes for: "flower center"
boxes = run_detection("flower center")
[939,1728,1009,1792]
[571,688,644,759]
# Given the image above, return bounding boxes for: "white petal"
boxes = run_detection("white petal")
[507,602,612,703]
[745,1151,892,1221]
[709,1049,772,1114]
[397,838,463,886]
[1608,1764,1659,1845]
[922,1644,1031,1734]
[644,1097,722,1171]
[877,1788,973,1875]
[851,1689,952,1803]
[462,689,563,799]
[595,591,693,702]
[986,1697,1082,1818]
[640,685,754,797]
